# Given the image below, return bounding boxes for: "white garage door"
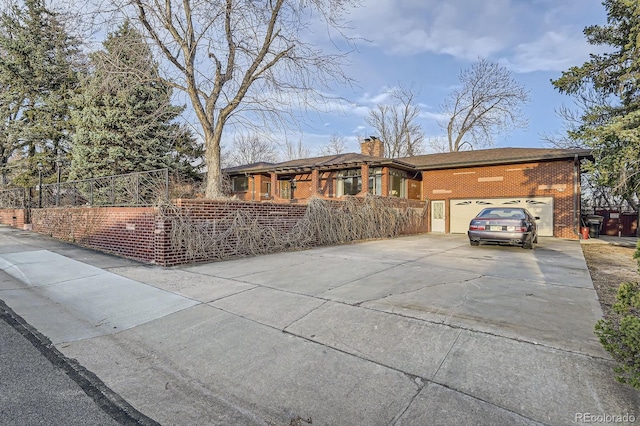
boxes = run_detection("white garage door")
[450,197,554,236]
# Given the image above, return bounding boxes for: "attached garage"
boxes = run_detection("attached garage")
[450,197,554,236]
[402,148,593,239]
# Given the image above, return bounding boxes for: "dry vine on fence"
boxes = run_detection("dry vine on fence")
[159,195,427,261]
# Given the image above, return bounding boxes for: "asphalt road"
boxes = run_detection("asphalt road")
[0,296,157,426]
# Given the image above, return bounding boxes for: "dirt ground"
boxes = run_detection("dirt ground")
[582,243,640,320]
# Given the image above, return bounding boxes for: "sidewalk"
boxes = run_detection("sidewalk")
[0,293,157,425]
[0,224,638,425]
[580,234,638,248]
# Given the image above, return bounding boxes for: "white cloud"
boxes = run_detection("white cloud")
[345,0,516,59]
[357,89,391,105]
[343,0,605,73]
[504,30,604,73]
[420,111,448,122]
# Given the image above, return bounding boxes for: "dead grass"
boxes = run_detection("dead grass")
[582,243,640,321]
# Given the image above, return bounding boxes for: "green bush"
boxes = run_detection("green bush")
[634,240,640,273]
[595,281,640,389]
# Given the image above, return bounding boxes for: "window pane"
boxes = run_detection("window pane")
[390,175,400,197]
[344,179,353,195]
[343,177,361,195]
[368,174,382,195]
[232,177,248,192]
[433,202,444,219]
[390,174,405,197]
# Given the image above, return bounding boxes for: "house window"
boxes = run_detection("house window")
[368,168,382,195]
[389,170,407,198]
[232,176,249,192]
[337,169,362,196]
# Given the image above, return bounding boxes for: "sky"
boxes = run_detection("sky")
[294,0,608,155]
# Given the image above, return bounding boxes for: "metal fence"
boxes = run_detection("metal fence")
[0,187,26,208]
[0,169,169,209]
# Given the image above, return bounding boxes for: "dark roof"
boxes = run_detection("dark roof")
[223,161,275,174]
[274,153,377,169]
[399,147,593,170]
[223,147,593,175]
[224,152,415,174]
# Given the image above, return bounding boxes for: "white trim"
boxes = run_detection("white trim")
[431,200,446,233]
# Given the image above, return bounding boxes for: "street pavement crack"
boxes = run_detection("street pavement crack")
[282,300,328,331]
[432,329,463,380]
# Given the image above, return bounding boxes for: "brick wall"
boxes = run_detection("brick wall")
[423,160,580,239]
[172,198,307,233]
[156,199,311,265]
[0,209,26,229]
[30,206,158,263]
[293,173,314,199]
[1,197,427,266]
[160,198,426,265]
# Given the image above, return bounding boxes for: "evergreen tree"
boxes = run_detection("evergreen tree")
[69,22,200,181]
[0,0,81,186]
[552,0,640,209]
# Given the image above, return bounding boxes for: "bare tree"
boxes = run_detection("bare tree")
[279,138,311,161]
[366,84,425,158]
[126,0,358,198]
[317,133,347,156]
[440,58,530,152]
[226,133,279,167]
[425,136,450,153]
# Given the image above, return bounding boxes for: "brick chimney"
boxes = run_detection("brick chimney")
[360,136,385,157]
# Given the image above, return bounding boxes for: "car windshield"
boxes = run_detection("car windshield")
[477,209,526,219]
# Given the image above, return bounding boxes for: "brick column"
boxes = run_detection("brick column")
[311,169,320,196]
[254,175,266,201]
[382,167,390,196]
[250,175,256,201]
[359,164,369,196]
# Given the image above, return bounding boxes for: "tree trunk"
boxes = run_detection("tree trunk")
[204,126,223,198]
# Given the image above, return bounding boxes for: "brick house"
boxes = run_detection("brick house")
[401,148,591,239]
[224,137,592,239]
[224,137,422,203]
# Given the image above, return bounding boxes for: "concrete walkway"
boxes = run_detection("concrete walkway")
[581,234,638,248]
[0,225,638,425]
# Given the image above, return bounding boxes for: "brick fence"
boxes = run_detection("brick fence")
[0,197,427,266]
[0,208,26,229]
[30,206,158,263]
[156,199,312,265]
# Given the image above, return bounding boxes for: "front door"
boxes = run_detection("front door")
[280,180,292,199]
[431,200,445,233]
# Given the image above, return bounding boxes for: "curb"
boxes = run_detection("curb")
[0,298,160,426]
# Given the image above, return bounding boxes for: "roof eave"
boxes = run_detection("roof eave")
[414,150,593,170]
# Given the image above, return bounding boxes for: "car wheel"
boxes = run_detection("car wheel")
[470,240,480,246]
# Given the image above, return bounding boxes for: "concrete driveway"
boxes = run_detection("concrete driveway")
[0,227,638,425]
